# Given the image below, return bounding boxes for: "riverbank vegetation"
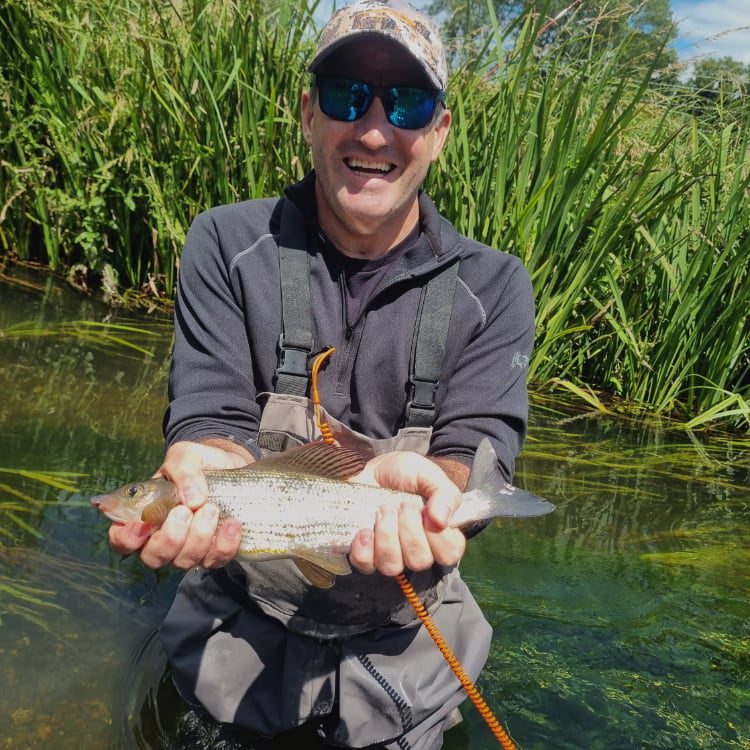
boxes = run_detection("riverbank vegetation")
[1,0,748,432]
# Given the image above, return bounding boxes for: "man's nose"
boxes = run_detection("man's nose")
[354,95,394,149]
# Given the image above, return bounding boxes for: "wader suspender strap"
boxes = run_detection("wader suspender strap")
[275,199,313,397]
[404,260,460,428]
[273,197,460,427]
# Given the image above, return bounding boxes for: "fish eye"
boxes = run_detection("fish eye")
[127,484,142,498]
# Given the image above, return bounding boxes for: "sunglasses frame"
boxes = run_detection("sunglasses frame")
[313,75,446,131]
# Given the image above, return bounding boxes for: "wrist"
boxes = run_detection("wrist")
[429,456,470,491]
[198,437,256,467]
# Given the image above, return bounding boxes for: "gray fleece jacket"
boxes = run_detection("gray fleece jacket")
[163,172,534,480]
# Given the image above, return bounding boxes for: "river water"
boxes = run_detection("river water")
[1,268,748,749]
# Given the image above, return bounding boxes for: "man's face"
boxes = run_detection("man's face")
[301,39,451,253]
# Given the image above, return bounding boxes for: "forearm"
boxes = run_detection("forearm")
[429,456,470,491]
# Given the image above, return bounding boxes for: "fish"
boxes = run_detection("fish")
[92,438,554,588]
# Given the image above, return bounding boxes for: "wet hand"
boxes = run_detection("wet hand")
[107,440,249,569]
[348,452,466,576]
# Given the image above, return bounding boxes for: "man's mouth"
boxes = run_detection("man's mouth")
[344,158,395,176]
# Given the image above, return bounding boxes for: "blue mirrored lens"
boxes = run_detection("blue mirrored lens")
[318,78,372,122]
[316,78,441,130]
[385,87,437,129]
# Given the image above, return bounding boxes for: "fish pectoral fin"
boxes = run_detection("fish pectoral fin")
[292,549,351,589]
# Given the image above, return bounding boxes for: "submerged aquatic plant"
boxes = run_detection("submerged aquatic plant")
[0,468,80,541]
[0,319,163,357]
[0,543,128,634]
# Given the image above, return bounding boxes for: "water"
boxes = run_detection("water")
[1,268,748,749]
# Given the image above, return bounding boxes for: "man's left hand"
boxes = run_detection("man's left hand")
[348,452,466,576]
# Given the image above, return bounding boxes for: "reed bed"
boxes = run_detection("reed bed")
[1,0,748,431]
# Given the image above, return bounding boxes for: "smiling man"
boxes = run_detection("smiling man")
[108,1,536,748]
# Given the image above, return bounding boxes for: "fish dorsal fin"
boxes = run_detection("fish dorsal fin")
[247,441,365,480]
[292,549,352,589]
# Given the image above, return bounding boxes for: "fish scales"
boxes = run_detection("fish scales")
[205,469,416,553]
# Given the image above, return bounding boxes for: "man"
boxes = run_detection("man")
[110,1,535,748]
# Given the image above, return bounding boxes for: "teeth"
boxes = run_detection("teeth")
[346,158,392,173]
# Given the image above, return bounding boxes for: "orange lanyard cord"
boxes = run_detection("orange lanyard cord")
[311,347,336,445]
[308,348,516,748]
[395,573,517,749]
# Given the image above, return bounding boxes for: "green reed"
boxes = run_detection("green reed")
[428,13,750,432]
[1,0,748,431]
[0,0,313,292]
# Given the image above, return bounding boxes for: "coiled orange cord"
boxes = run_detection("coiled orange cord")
[311,346,336,445]
[395,573,517,749]
[309,349,516,748]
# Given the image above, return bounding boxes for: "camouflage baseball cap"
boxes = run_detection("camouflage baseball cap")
[310,0,448,90]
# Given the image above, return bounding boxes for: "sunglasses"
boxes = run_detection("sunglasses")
[315,76,446,130]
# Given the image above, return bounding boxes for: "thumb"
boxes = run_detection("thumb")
[161,449,209,511]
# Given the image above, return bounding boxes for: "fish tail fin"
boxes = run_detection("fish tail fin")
[458,438,555,523]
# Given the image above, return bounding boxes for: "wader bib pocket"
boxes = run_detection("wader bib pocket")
[256,392,433,459]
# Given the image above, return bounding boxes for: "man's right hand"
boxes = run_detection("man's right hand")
[108,439,253,570]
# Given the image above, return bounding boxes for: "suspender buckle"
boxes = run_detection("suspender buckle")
[405,378,438,424]
[275,334,310,377]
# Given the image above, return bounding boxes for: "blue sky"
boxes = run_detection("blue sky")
[672,1,750,65]
[317,2,750,66]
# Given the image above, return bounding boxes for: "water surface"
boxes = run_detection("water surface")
[1,269,748,749]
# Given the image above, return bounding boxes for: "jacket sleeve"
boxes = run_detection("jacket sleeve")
[162,211,262,457]
[429,256,535,483]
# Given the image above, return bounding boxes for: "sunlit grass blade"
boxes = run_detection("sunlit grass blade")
[0,468,82,493]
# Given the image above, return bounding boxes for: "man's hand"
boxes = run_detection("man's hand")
[107,439,253,570]
[348,452,467,576]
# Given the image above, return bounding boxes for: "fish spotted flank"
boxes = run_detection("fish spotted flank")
[92,440,554,588]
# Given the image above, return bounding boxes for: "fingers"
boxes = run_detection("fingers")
[423,486,457,530]
[348,451,466,577]
[204,519,244,568]
[139,505,193,568]
[373,505,403,577]
[424,525,466,567]
[397,501,433,571]
[349,500,465,577]
[172,503,220,569]
[349,528,375,574]
[107,440,248,570]
[136,504,242,570]
[108,521,152,555]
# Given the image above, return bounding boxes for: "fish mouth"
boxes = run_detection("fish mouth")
[90,495,131,523]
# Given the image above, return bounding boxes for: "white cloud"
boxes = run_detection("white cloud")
[672,0,750,64]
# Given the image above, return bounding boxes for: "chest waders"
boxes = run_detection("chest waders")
[210,198,462,638]
[161,200,493,747]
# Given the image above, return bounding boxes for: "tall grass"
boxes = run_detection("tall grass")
[428,13,750,431]
[0,0,313,292]
[1,0,748,432]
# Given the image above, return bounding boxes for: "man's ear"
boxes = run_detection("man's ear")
[301,90,314,145]
[430,107,451,162]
